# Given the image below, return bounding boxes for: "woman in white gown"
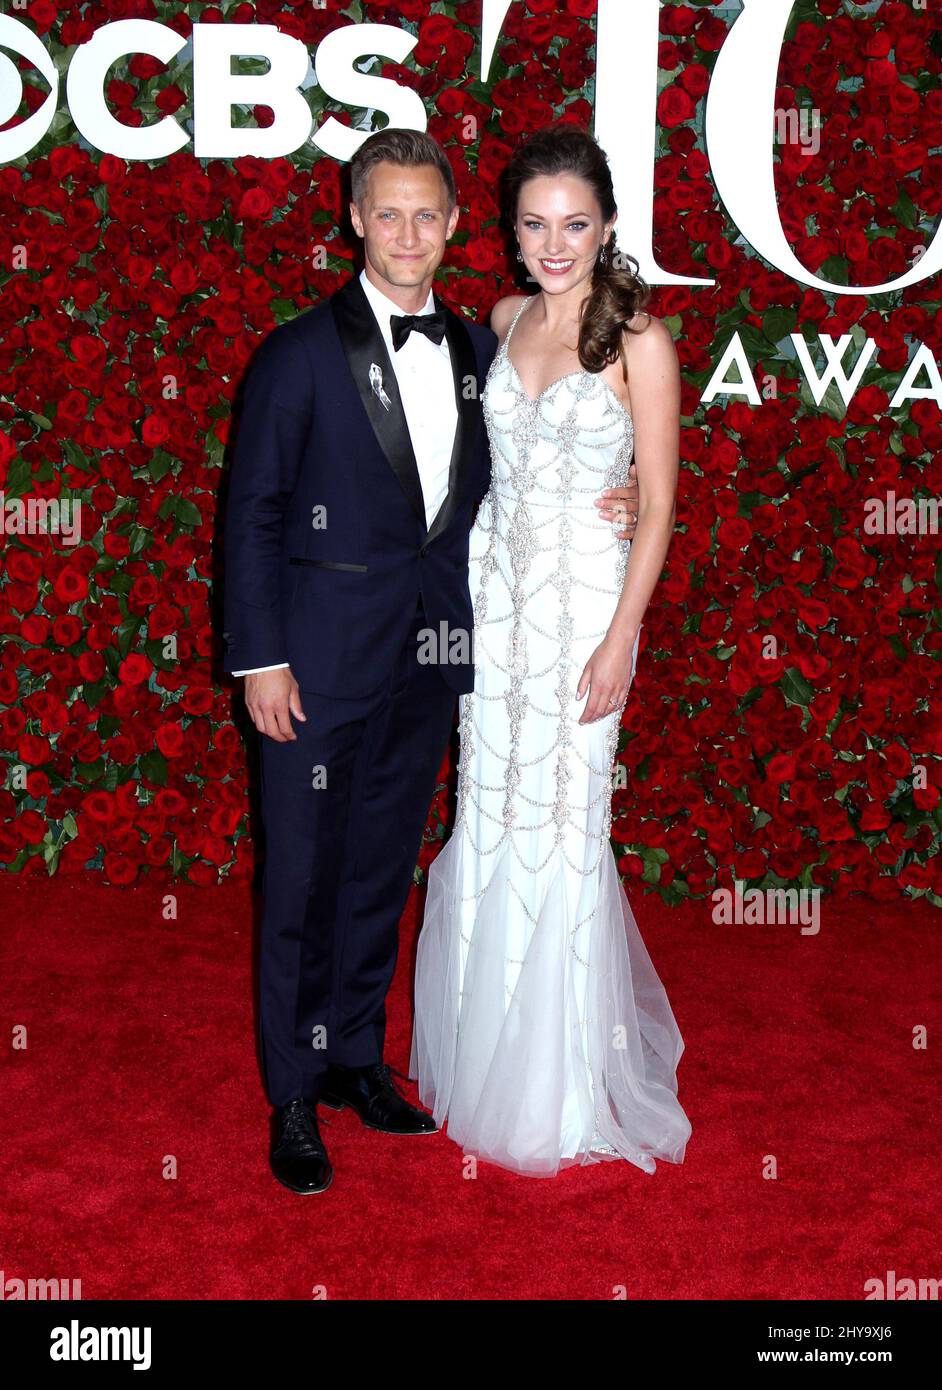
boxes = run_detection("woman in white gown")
[410,127,691,1177]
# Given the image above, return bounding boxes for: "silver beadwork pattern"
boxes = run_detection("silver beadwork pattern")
[456,296,637,870]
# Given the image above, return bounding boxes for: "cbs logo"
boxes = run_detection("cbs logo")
[0,14,424,165]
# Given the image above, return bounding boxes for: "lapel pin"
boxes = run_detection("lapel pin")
[369,363,392,411]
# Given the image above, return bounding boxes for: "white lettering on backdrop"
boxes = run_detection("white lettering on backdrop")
[1,4,939,406]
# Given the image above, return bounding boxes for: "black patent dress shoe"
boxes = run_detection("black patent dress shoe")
[270,1098,333,1193]
[320,1062,437,1135]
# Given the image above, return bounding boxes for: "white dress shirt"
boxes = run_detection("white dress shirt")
[233,269,459,677]
[358,267,458,530]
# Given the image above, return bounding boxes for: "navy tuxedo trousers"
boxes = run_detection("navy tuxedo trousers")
[256,596,457,1107]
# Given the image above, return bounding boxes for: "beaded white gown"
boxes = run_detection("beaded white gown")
[410,297,691,1177]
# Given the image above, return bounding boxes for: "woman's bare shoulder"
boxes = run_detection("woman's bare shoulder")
[489,293,531,344]
[622,311,678,362]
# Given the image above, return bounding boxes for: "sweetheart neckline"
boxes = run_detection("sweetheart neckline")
[501,352,634,424]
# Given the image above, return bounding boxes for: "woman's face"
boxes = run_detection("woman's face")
[515,173,615,294]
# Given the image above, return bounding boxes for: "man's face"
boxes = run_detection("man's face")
[350,161,459,295]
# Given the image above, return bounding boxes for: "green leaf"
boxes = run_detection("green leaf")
[130,526,151,557]
[892,187,917,231]
[61,440,92,471]
[818,255,849,286]
[100,761,121,792]
[117,614,145,658]
[3,451,32,498]
[660,880,690,907]
[174,498,203,527]
[641,856,662,885]
[762,307,797,347]
[76,758,105,783]
[799,373,847,422]
[827,437,845,466]
[4,847,34,873]
[736,323,770,362]
[148,452,173,483]
[139,749,168,786]
[781,667,815,708]
[83,680,109,709]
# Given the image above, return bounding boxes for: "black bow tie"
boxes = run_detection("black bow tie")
[390,308,447,352]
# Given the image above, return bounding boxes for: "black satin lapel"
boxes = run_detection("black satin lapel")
[330,276,426,527]
[425,296,479,546]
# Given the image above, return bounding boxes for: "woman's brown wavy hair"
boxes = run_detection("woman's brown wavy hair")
[500,125,652,382]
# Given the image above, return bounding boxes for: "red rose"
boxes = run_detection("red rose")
[53,568,89,604]
[678,63,710,99]
[155,722,186,758]
[20,615,49,644]
[78,651,106,682]
[118,653,152,685]
[15,810,48,845]
[84,792,116,827]
[238,188,273,222]
[0,672,19,704]
[103,853,138,885]
[658,86,697,128]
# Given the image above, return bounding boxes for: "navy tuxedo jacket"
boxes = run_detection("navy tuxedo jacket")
[222,274,499,699]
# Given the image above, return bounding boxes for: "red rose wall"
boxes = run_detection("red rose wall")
[0,0,940,906]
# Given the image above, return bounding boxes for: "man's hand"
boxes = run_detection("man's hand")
[595,460,640,541]
[244,668,306,742]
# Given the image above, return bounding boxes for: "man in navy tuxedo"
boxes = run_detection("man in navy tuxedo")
[222,128,639,1193]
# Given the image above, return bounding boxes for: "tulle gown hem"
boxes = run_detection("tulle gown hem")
[409,827,691,1179]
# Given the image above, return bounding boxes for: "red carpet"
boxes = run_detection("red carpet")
[1,874,938,1300]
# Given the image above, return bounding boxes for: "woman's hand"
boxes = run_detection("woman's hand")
[575,632,638,724]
